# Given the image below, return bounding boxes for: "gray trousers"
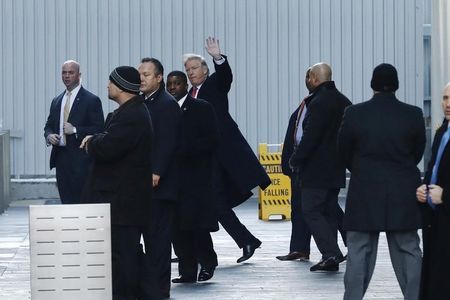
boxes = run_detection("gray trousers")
[343,230,422,300]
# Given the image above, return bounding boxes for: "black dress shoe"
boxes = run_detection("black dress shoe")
[171,275,196,283]
[237,240,262,263]
[336,254,347,264]
[276,251,310,261]
[310,257,339,272]
[197,267,215,282]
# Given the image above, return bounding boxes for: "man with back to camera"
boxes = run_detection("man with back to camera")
[166,70,219,283]
[80,66,153,299]
[184,37,271,263]
[44,60,104,204]
[339,63,425,299]
[289,62,350,272]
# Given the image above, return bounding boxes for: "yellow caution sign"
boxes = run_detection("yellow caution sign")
[258,143,291,221]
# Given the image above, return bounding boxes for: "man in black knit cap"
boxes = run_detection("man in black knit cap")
[338,63,425,300]
[81,66,154,300]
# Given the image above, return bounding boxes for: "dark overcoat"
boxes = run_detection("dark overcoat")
[177,95,219,232]
[290,81,351,188]
[281,105,299,178]
[143,86,181,202]
[82,96,153,226]
[337,92,425,231]
[281,95,314,178]
[420,119,450,300]
[192,56,271,206]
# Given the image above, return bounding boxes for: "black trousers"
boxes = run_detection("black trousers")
[213,162,260,248]
[141,199,175,298]
[337,202,347,247]
[289,181,347,253]
[420,210,450,300]
[55,147,90,204]
[172,226,218,278]
[301,187,343,259]
[111,225,142,300]
[289,180,312,253]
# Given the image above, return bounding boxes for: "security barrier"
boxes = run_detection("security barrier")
[29,204,112,300]
[258,143,291,221]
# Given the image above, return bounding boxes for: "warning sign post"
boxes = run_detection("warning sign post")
[258,143,291,221]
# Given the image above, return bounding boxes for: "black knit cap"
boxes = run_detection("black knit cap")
[109,66,141,94]
[370,63,399,92]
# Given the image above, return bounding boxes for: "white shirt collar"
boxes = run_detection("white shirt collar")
[66,83,81,99]
[144,90,158,101]
[194,83,203,90]
[177,93,188,108]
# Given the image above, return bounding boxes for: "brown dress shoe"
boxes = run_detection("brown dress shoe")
[276,251,310,261]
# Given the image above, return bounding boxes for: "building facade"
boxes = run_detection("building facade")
[0,0,426,176]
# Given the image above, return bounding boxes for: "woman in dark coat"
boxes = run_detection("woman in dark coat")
[416,83,450,300]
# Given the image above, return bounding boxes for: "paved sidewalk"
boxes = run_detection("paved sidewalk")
[0,199,405,299]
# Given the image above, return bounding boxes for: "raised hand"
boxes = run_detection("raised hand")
[205,37,222,60]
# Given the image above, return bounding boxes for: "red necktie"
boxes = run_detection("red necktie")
[191,86,198,98]
[293,98,307,143]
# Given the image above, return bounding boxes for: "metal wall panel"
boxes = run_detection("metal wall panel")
[0,0,425,176]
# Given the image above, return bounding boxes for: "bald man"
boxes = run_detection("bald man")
[417,83,450,299]
[44,60,104,204]
[289,62,351,272]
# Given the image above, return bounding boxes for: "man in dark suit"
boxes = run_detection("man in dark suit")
[278,68,313,261]
[416,82,450,300]
[166,71,219,283]
[80,66,153,299]
[184,37,271,263]
[289,63,350,272]
[139,58,181,298]
[277,68,347,261]
[44,60,104,204]
[339,64,425,299]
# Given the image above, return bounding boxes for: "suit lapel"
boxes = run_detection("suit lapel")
[181,95,194,113]
[429,122,448,168]
[54,92,66,125]
[194,77,210,99]
[68,87,84,122]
